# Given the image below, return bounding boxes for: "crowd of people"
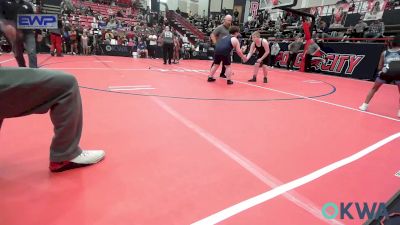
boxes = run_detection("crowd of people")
[46,0,162,56]
[46,1,198,62]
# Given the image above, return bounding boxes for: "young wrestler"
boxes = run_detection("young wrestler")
[207,26,247,85]
[246,31,270,83]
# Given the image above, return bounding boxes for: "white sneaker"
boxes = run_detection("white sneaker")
[70,150,105,164]
[359,103,368,111]
[50,150,105,172]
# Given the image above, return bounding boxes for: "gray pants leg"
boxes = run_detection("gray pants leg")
[24,32,38,68]
[0,67,83,162]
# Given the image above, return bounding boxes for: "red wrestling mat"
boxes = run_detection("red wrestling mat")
[0,54,399,225]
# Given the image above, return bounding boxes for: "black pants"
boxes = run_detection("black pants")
[163,43,174,64]
[14,32,37,68]
[305,54,313,72]
[148,45,156,58]
[210,62,226,76]
[269,55,277,67]
[287,53,297,70]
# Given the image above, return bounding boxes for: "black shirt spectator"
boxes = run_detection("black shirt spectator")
[353,19,367,38]
[364,19,385,39]
[233,9,239,18]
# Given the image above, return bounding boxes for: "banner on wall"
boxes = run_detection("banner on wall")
[259,0,273,10]
[99,44,133,57]
[250,0,260,19]
[364,0,388,21]
[310,6,324,18]
[272,42,385,80]
[329,2,349,28]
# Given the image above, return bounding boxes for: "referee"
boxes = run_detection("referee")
[210,15,232,78]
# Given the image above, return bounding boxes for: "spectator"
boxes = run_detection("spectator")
[107,18,118,29]
[305,39,320,72]
[247,13,253,23]
[116,10,124,18]
[81,31,89,55]
[233,8,239,19]
[98,17,107,29]
[182,33,189,44]
[270,42,280,67]
[353,19,368,38]
[173,35,181,64]
[148,32,157,58]
[50,19,64,57]
[223,7,229,16]
[137,40,148,58]
[317,20,330,39]
[126,7,132,18]
[287,37,303,71]
[107,6,114,17]
[91,19,99,29]
[364,19,385,39]
[341,26,356,41]
[105,29,114,44]
[70,26,78,55]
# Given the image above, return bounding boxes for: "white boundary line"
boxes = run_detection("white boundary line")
[236,81,400,122]
[108,88,155,91]
[175,66,400,122]
[151,97,344,225]
[43,68,151,71]
[0,58,15,64]
[191,132,400,225]
[108,85,152,88]
[44,65,399,121]
[42,67,210,73]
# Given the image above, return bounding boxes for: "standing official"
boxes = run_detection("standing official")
[159,26,174,65]
[210,15,232,78]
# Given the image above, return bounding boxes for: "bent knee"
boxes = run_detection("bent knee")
[54,73,79,90]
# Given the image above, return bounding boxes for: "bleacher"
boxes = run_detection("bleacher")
[68,0,139,29]
[167,10,205,44]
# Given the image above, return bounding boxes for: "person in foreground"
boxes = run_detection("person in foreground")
[0,18,105,172]
[359,35,400,118]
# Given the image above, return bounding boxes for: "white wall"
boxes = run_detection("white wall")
[188,0,199,14]
[293,0,305,9]
[243,0,250,22]
[297,0,338,8]
[198,0,209,16]
[306,0,324,7]
[178,0,188,12]
[210,0,222,12]
[160,0,178,11]
[222,0,234,9]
